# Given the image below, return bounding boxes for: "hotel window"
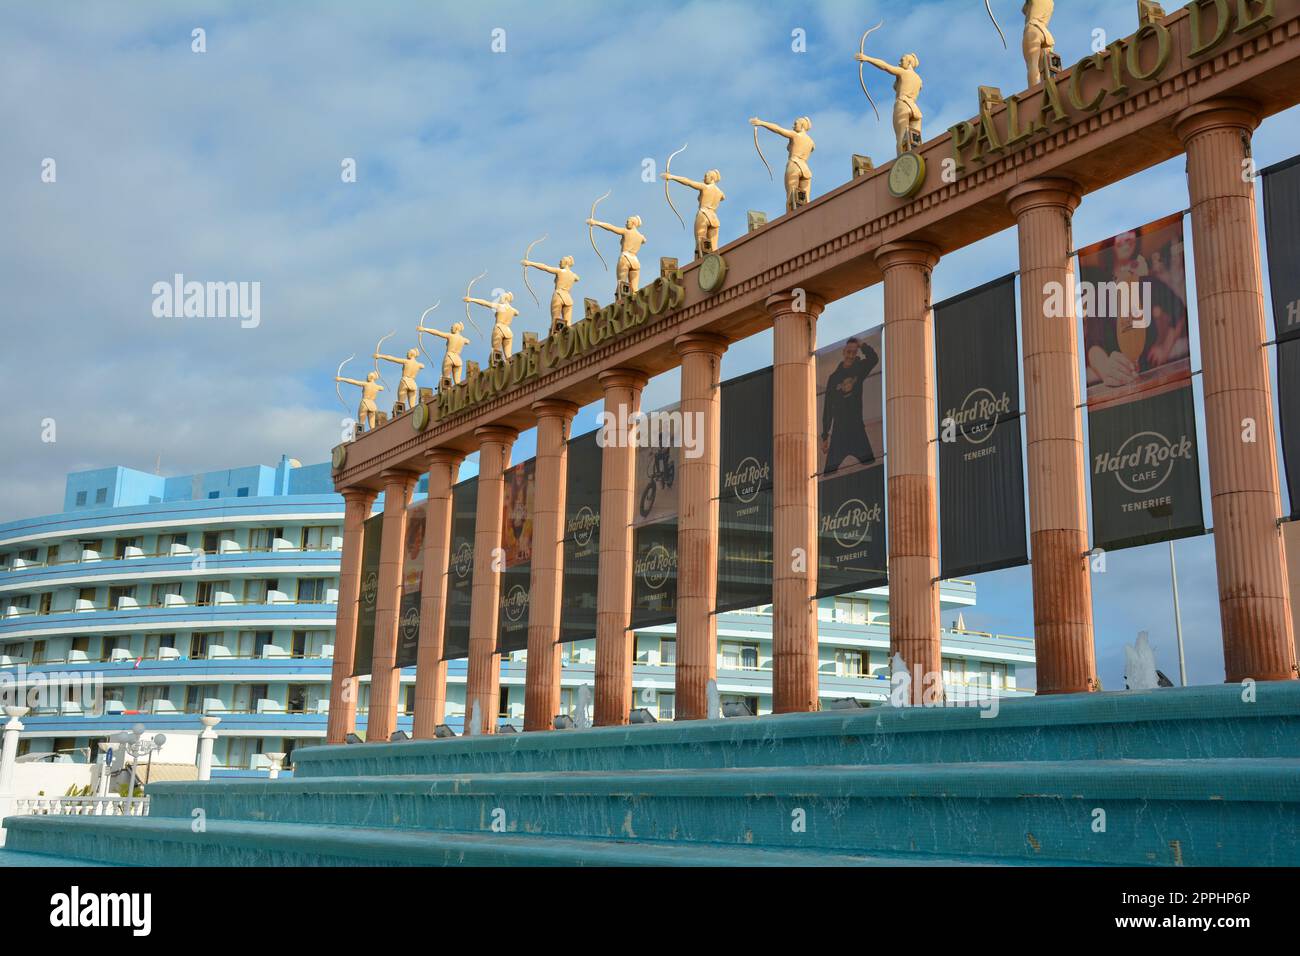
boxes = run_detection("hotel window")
[719,642,759,670]
[3,642,22,659]
[296,578,327,604]
[657,692,675,720]
[254,632,274,657]
[103,686,125,702]
[137,685,170,709]
[143,634,175,657]
[249,684,271,708]
[31,641,47,664]
[71,636,91,656]
[659,638,676,665]
[75,491,87,506]
[95,488,107,504]
[942,657,966,686]
[38,592,52,615]
[498,686,511,718]
[194,580,229,607]
[102,636,128,658]
[113,537,141,559]
[46,545,61,565]
[236,487,250,498]
[150,582,182,606]
[249,528,284,552]
[78,539,103,556]
[244,579,278,604]
[208,491,220,499]
[300,526,335,551]
[402,685,416,716]
[189,633,218,658]
[836,650,865,677]
[108,585,136,609]
[288,684,309,714]
[157,532,189,553]
[185,684,220,713]
[986,662,1007,690]
[867,651,889,679]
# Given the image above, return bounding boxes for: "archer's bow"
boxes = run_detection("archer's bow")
[335,353,354,413]
[857,22,883,123]
[462,270,487,338]
[372,330,395,393]
[753,122,774,181]
[663,143,688,230]
[417,301,440,372]
[588,191,611,272]
[522,235,547,306]
[985,0,1007,49]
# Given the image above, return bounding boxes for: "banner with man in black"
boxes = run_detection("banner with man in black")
[1262,154,1300,520]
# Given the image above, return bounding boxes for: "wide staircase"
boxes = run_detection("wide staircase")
[5,683,1300,866]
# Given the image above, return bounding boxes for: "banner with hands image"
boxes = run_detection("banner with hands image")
[934,275,1028,578]
[815,326,888,597]
[498,459,535,655]
[1079,214,1205,551]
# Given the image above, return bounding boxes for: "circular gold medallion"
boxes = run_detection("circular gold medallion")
[411,402,430,432]
[698,252,728,294]
[331,443,347,470]
[888,151,927,199]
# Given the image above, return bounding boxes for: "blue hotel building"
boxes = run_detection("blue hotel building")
[0,457,1034,773]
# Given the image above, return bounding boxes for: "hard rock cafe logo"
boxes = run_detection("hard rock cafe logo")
[723,456,770,504]
[361,570,378,608]
[568,505,599,548]
[820,498,883,550]
[1094,430,1193,495]
[635,543,675,592]
[451,541,473,579]
[503,584,530,624]
[944,388,1011,445]
[401,604,420,641]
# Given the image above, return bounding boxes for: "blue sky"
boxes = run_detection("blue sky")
[2,1,1297,689]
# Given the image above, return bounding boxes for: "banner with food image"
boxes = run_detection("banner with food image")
[815,325,888,597]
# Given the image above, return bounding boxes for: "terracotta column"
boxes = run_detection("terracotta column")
[594,368,648,726]
[525,399,579,731]
[673,332,728,719]
[876,242,941,705]
[412,449,463,738]
[768,291,825,713]
[366,468,420,742]
[326,487,376,744]
[1176,99,1297,682]
[1007,179,1098,695]
[465,425,517,733]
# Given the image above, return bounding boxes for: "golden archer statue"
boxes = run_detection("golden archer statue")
[661,167,725,258]
[418,321,470,385]
[373,347,424,410]
[750,116,815,212]
[585,215,646,297]
[1022,0,1055,86]
[855,50,923,154]
[521,254,580,330]
[336,370,384,432]
[464,290,519,364]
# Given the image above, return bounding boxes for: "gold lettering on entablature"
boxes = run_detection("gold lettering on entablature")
[948,21,1177,174]
[430,270,686,425]
[1189,0,1274,59]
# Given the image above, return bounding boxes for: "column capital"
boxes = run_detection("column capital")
[673,331,730,358]
[874,240,940,272]
[1007,177,1083,217]
[530,398,580,422]
[598,367,649,392]
[474,424,519,447]
[420,447,465,470]
[378,467,421,489]
[1174,97,1261,145]
[341,487,378,507]
[764,290,826,317]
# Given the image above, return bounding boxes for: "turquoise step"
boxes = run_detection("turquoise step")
[0,847,112,867]
[292,684,1300,779]
[139,758,1300,866]
[1,815,1042,867]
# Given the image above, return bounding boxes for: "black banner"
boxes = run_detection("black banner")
[498,459,536,654]
[934,275,1028,577]
[1088,384,1205,551]
[442,477,478,661]
[631,403,681,628]
[560,430,601,643]
[1263,155,1300,518]
[351,513,383,677]
[394,503,426,669]
[717,367,775,612]
[816,327,888,598]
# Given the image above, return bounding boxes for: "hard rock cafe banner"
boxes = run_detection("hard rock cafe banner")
[815,326,888,598]
[351,512,383,677]
[631,403,682,628]
[1262,155,1300,518]
[717,367,775,612]
[394,502,426,669]
[1080,213,1205,551]
[442,476,478,661]
[933,275,1028,578]
[498,458,536,654]
[560,429,602,644]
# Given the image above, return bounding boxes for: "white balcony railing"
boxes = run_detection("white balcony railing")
[12,796,150,817]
